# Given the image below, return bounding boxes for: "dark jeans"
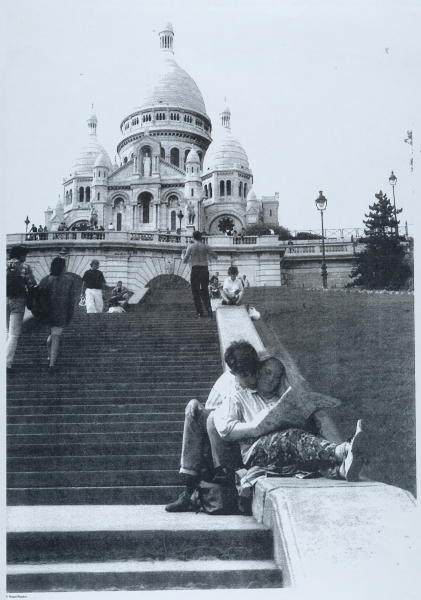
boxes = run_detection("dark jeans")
[190,266,212,316]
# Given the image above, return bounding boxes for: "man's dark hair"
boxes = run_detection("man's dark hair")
[50,257,66,276]
[228,266,239,277]
[193,230,202,241]
[224,341,259,376]
[9,246,28,261]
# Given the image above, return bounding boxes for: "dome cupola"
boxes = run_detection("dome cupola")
[72,112,113,176]
[203,106,250,172]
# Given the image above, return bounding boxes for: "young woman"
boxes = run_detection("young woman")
[36,257,75,372]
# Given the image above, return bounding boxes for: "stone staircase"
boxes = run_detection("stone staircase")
[7,287,283,591]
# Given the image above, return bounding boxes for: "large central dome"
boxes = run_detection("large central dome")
[140,55,207,115]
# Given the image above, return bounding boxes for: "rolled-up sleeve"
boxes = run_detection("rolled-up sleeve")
[213,397,243,441]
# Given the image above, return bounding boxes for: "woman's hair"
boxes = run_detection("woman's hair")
[9,246,28,261]
[109,297,119,307]
[228,266,239,277]
[257,344,310,391]
[193,230,202,241]
[50,257,66,276]
[224,341,259,376]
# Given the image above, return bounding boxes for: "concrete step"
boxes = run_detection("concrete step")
[8,440,181,457]
[8,431,183,445]
[7,485,185,505]
[8,420,185,434]
[7,506,275,561]
[8,454,180,472]
[8,469,181,488]
[7,559,283,592]
[7,411,184,424]
[7,405,187,416]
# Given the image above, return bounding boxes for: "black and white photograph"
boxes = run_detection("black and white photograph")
[3,0,419,598]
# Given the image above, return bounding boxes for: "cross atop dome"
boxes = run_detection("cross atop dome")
[159,22,174,54]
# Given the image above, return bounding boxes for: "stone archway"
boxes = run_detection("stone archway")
[146,274,190,290]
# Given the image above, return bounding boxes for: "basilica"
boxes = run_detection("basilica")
[45,23,279,235]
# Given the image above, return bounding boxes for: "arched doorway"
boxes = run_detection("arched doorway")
[138,191,153,224]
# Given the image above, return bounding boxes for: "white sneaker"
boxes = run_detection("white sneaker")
[340,420,368,482]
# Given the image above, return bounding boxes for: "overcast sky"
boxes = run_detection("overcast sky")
[2,0,419,235]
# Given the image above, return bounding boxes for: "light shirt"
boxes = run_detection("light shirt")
[182,241,218,267]
[223,276,244,298]
[214,386,292,464]
[205,370,255,411]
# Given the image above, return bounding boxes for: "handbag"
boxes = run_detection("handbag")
[190,480,240,515]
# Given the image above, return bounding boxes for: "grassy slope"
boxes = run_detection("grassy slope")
[247,287,415,496]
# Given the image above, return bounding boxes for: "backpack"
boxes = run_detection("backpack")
[31,282,53,323]
[7,262,27,298]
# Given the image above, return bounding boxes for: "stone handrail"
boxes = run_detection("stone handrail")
[6,232,362,255]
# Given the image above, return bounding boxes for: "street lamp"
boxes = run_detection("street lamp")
[389,171,398,236]
[177,210,184,231]
[24,216,30,233]
[315,191,328,289]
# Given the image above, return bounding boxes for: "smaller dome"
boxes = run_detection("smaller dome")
[94,153,109,168]
[185,149,200,164]
[161,22,174,33]
[247,190,257,202]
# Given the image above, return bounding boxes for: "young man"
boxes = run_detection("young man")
[110,281,131,308]
[165,341,260,512]
[6,246,37,372]
[182,230,218,318]
[81,260,106,313]
[221,266,244,306]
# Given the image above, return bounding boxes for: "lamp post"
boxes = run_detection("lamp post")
[315,191,328,289]
[389,171,398,236]
[177,209,184,231]
[24,216,30,233]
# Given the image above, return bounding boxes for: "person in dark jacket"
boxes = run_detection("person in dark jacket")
[37,257,75,372]
[81,260,106,313]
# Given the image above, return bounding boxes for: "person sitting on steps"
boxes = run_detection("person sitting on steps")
[165,341,260,512]
[110,280,131,309]
[213,351,369,483]
[221,266,245,306]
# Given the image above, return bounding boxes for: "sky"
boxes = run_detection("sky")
[1,0,419,235]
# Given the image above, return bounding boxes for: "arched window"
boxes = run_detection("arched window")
[117,213,122,231]
[191,188,194,196]
[138,191,152,223]
[239,181,243,197]
[197,151,203,168]
[171,210,176,231]
[168,194,178,205]
[98,192,100,200]
[244,183,248,198]
[220,180,225,196]
[65,191,69,205]
[204,185,208,198]
[270,210,272,217]
[170,147,180,167]
[85,187,90,202]
[69,190,73,202]
[209,183,212,198]
[226,180,231,196]
[79,187,84,202]
[124,157,128,164]
[184,149,190,169]
[160,147,165,160]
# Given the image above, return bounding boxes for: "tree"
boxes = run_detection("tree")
[348,190,411,290]
[245,224,292,239]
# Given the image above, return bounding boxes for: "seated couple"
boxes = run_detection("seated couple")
[165,340,369,512]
